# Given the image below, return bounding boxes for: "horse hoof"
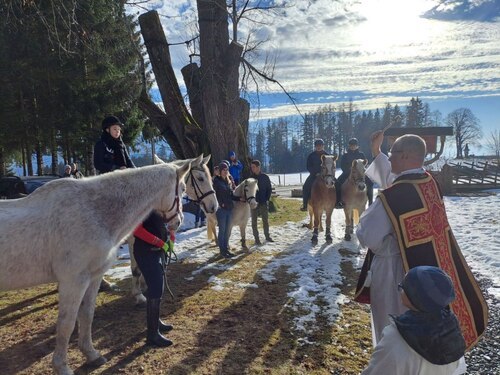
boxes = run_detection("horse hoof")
[344,234,351,241]
[86,355,107,367]
[311,236,318,244]
[325,235,332,243]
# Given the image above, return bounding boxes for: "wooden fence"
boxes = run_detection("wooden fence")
[432,160,500,195]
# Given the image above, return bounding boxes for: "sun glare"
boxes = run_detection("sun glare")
[352,0,441,55]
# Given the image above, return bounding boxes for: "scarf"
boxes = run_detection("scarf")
[392,308,466,365]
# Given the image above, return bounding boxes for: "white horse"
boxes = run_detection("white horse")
[128,154,218,305]
[207,178,259,249]
[0,160,193,375]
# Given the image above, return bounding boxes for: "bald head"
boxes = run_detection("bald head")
[389,134,427,174]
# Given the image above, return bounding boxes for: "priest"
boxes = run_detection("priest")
[354,130,488,351]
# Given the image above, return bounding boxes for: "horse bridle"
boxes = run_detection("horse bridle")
[242,181,256,203]
[320,164,336,182]
[187,167,215,212]
[163,173,181,224]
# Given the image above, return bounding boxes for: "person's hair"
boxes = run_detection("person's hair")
[251,160,261,167]
[395,134,426,163]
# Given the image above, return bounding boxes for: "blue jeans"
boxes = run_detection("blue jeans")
[216,208,232,253]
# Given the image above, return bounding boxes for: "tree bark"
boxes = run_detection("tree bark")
[139,11,199,159]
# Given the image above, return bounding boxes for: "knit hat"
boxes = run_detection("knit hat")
[228,151,236,158]
[348,138,359,146]
[218,162,229,170]
[402,266,456,313]
[314,139,324,146]
[101,115,124,130]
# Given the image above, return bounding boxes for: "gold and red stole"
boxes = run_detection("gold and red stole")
[355,172,488,350]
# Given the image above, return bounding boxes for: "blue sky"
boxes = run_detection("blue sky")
[138,0,500,153]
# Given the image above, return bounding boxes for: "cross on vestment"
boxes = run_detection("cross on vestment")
[399,178,477,347]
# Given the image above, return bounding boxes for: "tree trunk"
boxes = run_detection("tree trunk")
[138,11,199,159]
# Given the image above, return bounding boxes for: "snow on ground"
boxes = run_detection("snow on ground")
[107,207,361,333]
[107,177,500,333]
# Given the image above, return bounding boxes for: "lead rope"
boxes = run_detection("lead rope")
[161,230,177,301]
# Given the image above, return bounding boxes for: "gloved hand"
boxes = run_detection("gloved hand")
[161,230,176,253]
[162,240,174,253]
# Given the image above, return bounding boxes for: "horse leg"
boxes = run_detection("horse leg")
[325,208,333,243]
[344,208,352,241]
[52,280,89,375]
[128,236,147,307]
[311,207,320,244]
[240,224,248,250]
[77,276,107,367]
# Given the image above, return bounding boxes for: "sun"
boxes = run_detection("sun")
[352,0,441,54]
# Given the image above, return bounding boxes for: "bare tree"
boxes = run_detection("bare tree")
[445,108,482,159]
[486,129,500,161]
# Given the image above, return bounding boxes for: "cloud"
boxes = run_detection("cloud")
[424,0,500,22]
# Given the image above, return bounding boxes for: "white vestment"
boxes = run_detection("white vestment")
[356,153,425,344]
[362,321,464,375]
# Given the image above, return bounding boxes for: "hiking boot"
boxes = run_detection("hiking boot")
[99,278,114,292]
[335,202,344,209]
[300,206,307,212]
[254,239,262,246]
[265,237,274,243]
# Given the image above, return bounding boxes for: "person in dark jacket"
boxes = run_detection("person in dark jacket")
[93,115,135,174]
[250,160,274,245]
[301,139,328,211]
[62,165,74,178]
[213,162,240,258]
[335,138,374,207]
[133,211,175,347]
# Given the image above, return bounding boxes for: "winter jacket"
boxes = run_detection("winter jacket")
[340,149,367,174]
[93,131,135,174]
[229,160,243,184]
[133,211,168,253]
[306,150,328,175]
[252,172,272,204]
[213,175,237,210]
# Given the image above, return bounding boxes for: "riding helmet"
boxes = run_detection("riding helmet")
[101,115,124,131]
[314,139,324,146]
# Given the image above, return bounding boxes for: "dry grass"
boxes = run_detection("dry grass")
[0,198,372,375]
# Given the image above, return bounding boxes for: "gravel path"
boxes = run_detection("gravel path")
[465,276,499,375]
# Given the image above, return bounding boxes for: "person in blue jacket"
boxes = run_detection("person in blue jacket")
[228,151,243,186]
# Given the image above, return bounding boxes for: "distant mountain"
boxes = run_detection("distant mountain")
[423,0,500,21]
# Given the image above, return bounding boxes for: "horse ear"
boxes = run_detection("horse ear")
[191,154,203,167]
[202,154,211,165]
[176,159,191,181]
[321,154,325,162]
[333,154,338,161]
[363,158,368,166]
[153,154,166,164]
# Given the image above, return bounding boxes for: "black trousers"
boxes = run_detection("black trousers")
[133,248,164,299]
[302,174,315,208]
[336,174,374,205]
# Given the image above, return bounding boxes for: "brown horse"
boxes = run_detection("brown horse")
[308,154,338,244]
[341,159,368,240]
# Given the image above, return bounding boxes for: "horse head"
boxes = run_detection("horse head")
[351,159,367,192]
[320,154,338,188]
[156,154,218,215]
[235,178,258,209]
[157,160,191,231]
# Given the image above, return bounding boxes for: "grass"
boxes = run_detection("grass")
[0,197,372,374]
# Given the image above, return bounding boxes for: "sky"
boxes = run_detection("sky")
[106,175,500,337]
[132,0,500,154]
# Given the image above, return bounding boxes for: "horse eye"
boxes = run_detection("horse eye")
[197,177,204,182]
